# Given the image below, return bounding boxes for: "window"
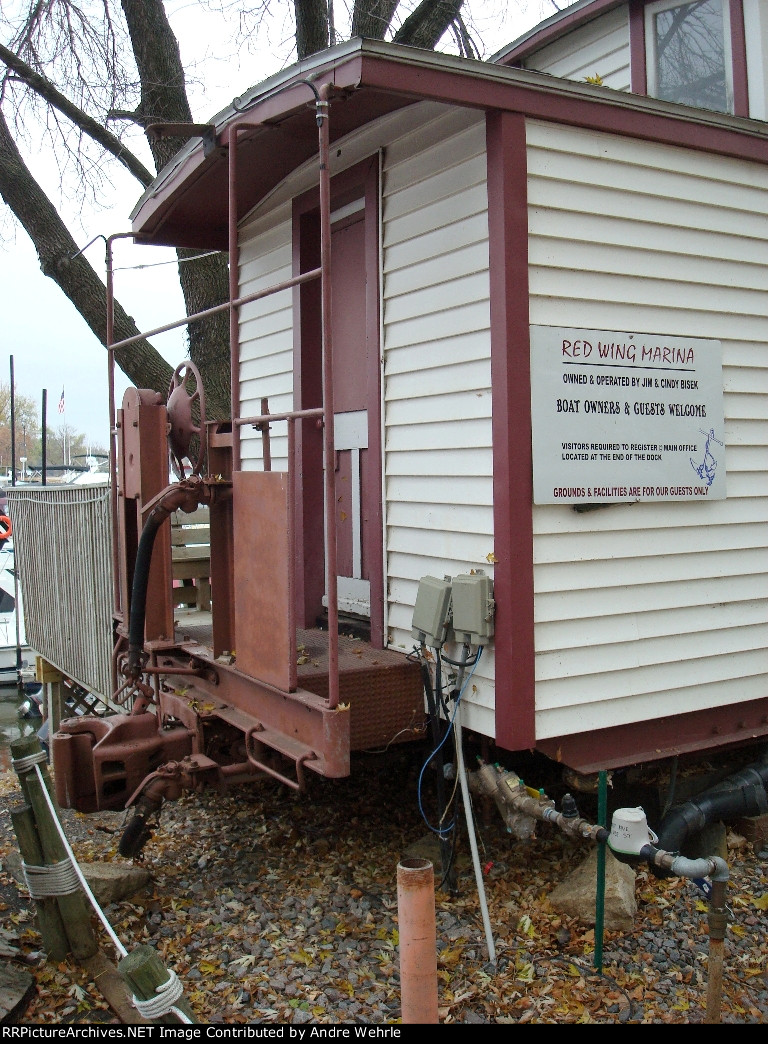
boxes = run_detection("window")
[645,0,733,113]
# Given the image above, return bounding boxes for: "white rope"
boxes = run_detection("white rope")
[131,969,185,1019]
[11,750,47,773]
[13,755,193,1024]
[22,858,80,897]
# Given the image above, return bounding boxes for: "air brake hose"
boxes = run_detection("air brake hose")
[124,478,208,681]
[126,504,171,678]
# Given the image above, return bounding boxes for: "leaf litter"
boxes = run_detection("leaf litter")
[0,744,767,1024]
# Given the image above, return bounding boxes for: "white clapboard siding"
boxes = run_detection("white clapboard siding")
[527,119,768,740]
[238,204,294,470]
[381,108,494,734]
[523,5,631,91]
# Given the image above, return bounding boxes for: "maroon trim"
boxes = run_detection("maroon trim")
[133,46,768,248]
[494,0,625,66]
[537,698,768,773]
[729,0,749,117]
[362,160,384,649]
[503,0,749,119]
[486,111,536,752]
[357,58,768,164]
[293,158,384,646]
[628,0,647,94]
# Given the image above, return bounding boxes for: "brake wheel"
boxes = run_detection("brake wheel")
[167,360,207,479]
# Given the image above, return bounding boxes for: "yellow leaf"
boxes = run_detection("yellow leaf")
[753,893,768,910]
[198,960,221,975]
[517,914,535,938]
[516,961,535,982]
[438,946,464,967]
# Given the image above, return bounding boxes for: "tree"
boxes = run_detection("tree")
[0,381,39,472]
[0,0,481,421]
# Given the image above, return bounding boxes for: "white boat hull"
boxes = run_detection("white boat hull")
[0,540,32,686]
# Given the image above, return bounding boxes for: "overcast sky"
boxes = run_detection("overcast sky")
[1,0,553,451]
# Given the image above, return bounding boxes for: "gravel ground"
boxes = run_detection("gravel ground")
[1,741,768,1024]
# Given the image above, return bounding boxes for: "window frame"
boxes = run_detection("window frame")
[644,0,735,113]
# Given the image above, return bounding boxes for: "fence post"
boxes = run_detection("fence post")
[10,736,98,960]
[10,805,69,961]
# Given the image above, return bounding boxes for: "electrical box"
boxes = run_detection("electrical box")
[411,576,453,648]
[451,571,495,645]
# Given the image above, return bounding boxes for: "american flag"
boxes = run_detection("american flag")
[58,388,65,414]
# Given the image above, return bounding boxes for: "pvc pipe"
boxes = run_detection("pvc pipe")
[455,708,497,965]
[397,857,438,1024]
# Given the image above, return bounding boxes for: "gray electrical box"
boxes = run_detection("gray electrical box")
[411,576,453,648]
[451,571,495,645]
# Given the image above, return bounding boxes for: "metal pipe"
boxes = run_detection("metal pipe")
[397,857,438,1024]
[636,845,729,1024]
[705,875,727,1025]
[317,83,339,711]
[105,231,136,690]
[8,356,22,688]
[107,267,322,354]
[228,125,242,473]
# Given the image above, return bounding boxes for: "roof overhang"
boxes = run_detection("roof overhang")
[130,36,768,250]
[491,0,626,65]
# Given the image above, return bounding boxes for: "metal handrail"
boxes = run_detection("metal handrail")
[104,78,341,713]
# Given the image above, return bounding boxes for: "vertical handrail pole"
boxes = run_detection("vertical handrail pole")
[105,232,136,683]
[229,128,242,474]
[105,234,120,634]
[287,417,297,690]
[317,84,339,710]
[259,397,272,472]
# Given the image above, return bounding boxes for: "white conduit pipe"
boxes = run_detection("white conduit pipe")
[452,647,496,966]
[455,707,496,965]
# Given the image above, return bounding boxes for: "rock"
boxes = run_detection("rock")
[548,847,637,931]
[0,961,35,1023]
[5,853,149,907]
[81,862,151,906]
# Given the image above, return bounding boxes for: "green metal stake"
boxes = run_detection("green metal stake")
[594,769,608,972]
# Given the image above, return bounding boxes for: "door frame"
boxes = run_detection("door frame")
[292,156,384,647]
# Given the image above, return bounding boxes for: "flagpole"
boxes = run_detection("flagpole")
[58,387,68,467]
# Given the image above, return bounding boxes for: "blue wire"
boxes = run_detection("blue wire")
[417,646,483,836]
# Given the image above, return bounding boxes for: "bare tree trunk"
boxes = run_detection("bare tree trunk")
[0,108,171,395]
[294,0,329,59]
[394,0,465,49]
[351,1,400,39]
[120,0,231,419]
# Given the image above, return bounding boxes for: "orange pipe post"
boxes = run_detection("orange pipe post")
[397,857,439,1024]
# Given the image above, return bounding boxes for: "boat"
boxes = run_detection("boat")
[0,537,34,689]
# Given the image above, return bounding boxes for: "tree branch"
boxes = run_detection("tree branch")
[0,106,171,394]
[0,40,154,187]
[393,0,465,50]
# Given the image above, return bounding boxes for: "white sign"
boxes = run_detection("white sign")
[530,326,725,504]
